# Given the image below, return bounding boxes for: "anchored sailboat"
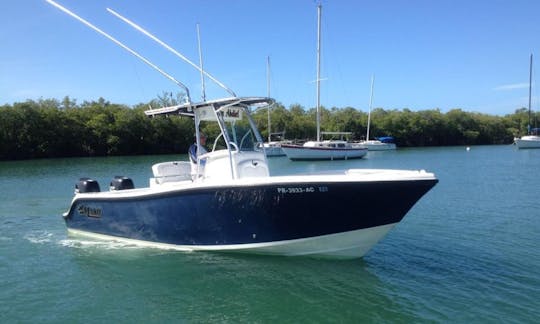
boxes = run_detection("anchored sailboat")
[357,75,396,151]
[514,54,540,149]
[281,4,367,161]
[263,56,289,157]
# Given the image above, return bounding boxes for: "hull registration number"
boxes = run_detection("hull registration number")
[276,186,328,194]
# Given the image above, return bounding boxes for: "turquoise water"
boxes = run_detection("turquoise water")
[1,146,539,322]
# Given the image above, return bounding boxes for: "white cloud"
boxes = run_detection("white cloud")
[493,83,531,91]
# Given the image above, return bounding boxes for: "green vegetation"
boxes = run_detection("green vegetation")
[251,103,536,147]
[0,96,537,160]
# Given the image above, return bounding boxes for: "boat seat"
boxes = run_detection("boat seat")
[236,159,269,178]
[151,161,192,184]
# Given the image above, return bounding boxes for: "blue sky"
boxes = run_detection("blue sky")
[2,0,540,115]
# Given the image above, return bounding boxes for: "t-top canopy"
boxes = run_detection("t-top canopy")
[144,97,274,118]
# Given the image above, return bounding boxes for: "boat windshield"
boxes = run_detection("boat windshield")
[223,121,262,152]
[197,104,265,153]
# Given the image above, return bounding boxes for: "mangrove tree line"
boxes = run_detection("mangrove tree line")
[0,96,536,160]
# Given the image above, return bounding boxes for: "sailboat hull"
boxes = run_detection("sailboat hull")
[64,174,437,258]
[355,140,396,151]
[264,142,286,157]
[281,144,367,161]
[515,135,540,149]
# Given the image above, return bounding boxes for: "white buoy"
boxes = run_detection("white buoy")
[466,147,470,151]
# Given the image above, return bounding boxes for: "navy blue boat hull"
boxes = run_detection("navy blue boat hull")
[65,179,437,248]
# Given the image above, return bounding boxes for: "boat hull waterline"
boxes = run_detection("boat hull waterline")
[64,173,437,258]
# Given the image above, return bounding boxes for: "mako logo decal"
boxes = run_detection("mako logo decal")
[77,205,102,218]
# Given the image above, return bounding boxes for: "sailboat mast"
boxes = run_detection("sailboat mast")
[366,75,375,141]
[528,53,533,134]
[267,56,272,143]
[316,4,322,142]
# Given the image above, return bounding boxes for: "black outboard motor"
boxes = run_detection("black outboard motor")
[110,176,135,191]
[75,178,100,194]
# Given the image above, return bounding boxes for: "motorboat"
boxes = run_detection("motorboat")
[64,97,438,258]
[51,0,438,258]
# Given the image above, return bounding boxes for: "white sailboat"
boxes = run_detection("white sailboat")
[263,56,289,157]
[515,54,540,149]
[282,4,367,161]
[356,75,396,151]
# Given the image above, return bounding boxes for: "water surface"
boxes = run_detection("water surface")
[1,145,538,322]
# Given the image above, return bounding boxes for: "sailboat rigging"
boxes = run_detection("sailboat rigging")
[263,56,288,157]
[357,75,397,151]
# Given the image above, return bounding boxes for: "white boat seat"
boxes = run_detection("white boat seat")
[151,161,192,184]
[236,159,269,178]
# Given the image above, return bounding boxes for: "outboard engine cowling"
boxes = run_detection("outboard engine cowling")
[75,178,100,193]
[110,176,135,191]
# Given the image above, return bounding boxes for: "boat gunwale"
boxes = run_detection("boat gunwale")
[69,172,438,203]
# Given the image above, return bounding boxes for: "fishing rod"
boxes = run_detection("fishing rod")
[106,8,237,98]
[196,23,206,102]
[45,0,191,104]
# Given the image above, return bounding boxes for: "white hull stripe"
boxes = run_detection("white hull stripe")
[67,223,398,259]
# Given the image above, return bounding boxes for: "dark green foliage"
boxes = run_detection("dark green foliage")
[0,97,194,160]
[252,103,533,147]
[0,96,537,160]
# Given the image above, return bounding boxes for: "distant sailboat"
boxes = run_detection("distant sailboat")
[263,56,288,157]
[356,75,396,151]
[514,54,540,149]
[281,4,367,161]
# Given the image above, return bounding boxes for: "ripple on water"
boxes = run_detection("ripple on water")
[23,230,54,244]
[366,228,540,322]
